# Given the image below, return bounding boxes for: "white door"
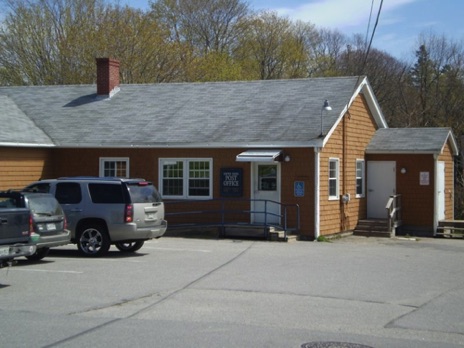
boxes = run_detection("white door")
[367,161,396,218]
[252,163,281,224]
[437,161,445,221]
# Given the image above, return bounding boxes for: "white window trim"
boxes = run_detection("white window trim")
[159,158,213,199]
[99,157,129,178]
[356,159,365,198]
[328,158,339,200]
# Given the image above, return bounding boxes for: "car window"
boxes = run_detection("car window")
[26,195,63,216]
[89,183,125,204]
[0,197,21,208]
[56,183,82,204]
[25,183,51,193]
[127,182,162,203]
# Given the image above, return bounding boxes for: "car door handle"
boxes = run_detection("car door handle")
[70,208,83,212]
[0,218,7,224]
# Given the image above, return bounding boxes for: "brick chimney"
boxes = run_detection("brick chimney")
[96,58,120,98]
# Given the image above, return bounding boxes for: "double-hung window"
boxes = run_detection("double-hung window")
[356,159,365,197]
[99,157,129,178]
[328,158,339,199]
[160,159,212,199]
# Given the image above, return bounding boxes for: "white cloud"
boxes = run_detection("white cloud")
[269,0,418,30]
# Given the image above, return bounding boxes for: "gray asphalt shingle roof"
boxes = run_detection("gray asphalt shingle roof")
[0,76,370,148]
[366,127,456,154]
[0,95,53,146]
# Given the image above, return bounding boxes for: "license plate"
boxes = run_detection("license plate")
[46,223,56,231]
[146,213,156,219]
[0,246,9,257]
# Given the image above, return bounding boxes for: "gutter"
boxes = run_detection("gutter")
[433,154,438,236]
[47,140,326,149]
[314,147,321,239]
[0,142,54,148]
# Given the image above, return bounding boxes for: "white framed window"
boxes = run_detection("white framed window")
[328,158,339,200]
[356,159,365,198]
[99,157,129,178]
[159,158,212,199]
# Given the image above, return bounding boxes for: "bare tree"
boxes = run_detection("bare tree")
[0,0,188,85]
[150,0,250,55]
[337,43,410,127]
[308,28,347,77]
[407,32,464,129]
[96,6,185,83]
[235,11,310,80]
[0,0,109,85]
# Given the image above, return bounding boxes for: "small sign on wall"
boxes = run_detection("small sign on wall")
[220,168,243,197]
[294,181,305,197]
[420,172,430,186]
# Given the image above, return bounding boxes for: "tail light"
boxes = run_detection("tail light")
[124,204,133,223]
[64,215,68,230]
[29,213,35,235]
[29,213,40,243]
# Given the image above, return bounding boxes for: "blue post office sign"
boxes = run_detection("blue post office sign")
[221,168,243,197]
[294,181,305,197]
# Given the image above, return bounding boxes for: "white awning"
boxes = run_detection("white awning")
[236,150,282,162]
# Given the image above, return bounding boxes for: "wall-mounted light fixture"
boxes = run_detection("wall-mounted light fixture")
[319,99,332,137]
[284,155,291,162]
[401,167,407,174]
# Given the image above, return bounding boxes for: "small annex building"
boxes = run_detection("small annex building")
[366,128,458,236]
[0,58,459,239]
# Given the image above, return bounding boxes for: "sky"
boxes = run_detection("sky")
[121,0,464,62]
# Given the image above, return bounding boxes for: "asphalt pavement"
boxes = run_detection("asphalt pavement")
[0,234,463,348]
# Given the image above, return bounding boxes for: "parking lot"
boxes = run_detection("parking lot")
[1,235,463,348]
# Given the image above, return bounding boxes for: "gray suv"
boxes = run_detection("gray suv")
[24,177,167,257]
[22,192,71,260]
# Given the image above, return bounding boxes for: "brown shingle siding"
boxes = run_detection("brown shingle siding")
[51,147,315,234]
[367,154,435,226]
[0,148,53,190]
[319,94,377,235]
[439,140,455,220]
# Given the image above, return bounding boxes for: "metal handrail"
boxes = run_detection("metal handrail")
[164,198,300,239]
[385,194,402,235]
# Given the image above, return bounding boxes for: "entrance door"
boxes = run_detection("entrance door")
[252,163,280,224]
[367,161,396,218]
[437,161,445,221]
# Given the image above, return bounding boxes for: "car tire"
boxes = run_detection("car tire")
[115,241,144,253]
[77,223,110,257]
[26,247,50,261]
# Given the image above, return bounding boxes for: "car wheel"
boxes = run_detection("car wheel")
[26,247,50,261]
[115,241,144,253]
[77,224,110,257]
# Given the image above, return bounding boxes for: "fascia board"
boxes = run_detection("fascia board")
[444,130,459,156]
[366,150,439,155]
[322,76,387,147]
[53,141,323,149]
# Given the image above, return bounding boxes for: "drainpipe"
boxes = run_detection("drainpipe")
[433,154,438,236]
[314,147,321,239]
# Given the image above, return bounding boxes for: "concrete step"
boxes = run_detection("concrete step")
[353,219,392,238]
[353,230,392,238]
[224,225,293,242]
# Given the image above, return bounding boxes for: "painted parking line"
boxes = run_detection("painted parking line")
[14,268,83,274]
[143,246,212,253]
[86,258,145,263]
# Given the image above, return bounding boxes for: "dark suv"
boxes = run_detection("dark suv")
[24,177,167,257]
[0,191,70,261]
[23,192,71,260]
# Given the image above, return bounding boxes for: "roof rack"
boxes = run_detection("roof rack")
[56,176,146,182]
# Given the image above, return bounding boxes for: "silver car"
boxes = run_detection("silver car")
[24,177,167,257]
